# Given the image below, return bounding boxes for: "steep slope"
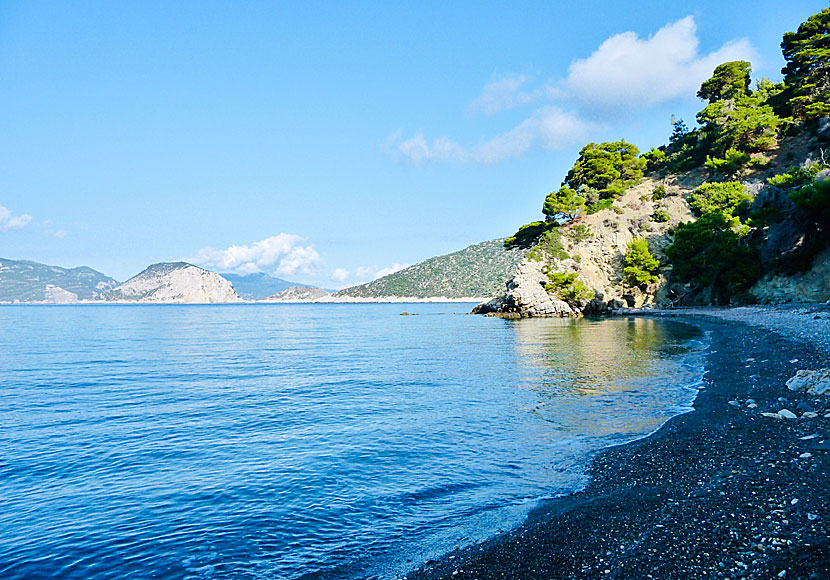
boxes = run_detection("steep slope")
[220,272,298,300]
[262,286,331,302]
[100,263,242,303]
[0,258,118,303]
[334,239,525,300]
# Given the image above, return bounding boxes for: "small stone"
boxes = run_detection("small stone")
[762,412,782,419]
[802,412,819,418]
[799,452,813,458]
[728,400,740,407]
[748,403,758,409]
[807,513,819,521]
[791,498,799,505]
[778,409,798,420]
[800,434,819,440]
[778,571,787,578]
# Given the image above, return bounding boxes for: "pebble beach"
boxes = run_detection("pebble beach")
[408,304,830,580]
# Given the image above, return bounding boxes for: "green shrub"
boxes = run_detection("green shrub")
[566,224,593,243]
[652,209,671,223]
[623,238,660,287]
[789,178,830,216]
[505,221,548,250]
[705,148,750,175]
[612,205,625,215]
[666,212,761,299]
[688,182,752,217]
[767,165,820,188]
[544,271,595,302]
[564,141,646,199]
[652,185,667,200]
[528,228,569,262]
[586,198,614,214]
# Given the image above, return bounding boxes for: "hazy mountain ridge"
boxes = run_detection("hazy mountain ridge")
[0,258,118,303]
[262,286,331,302]
[220,273,298,300]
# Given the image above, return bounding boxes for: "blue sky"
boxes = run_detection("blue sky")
[0,1,826,287]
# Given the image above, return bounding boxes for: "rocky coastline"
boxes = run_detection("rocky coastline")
[408,304,830,580]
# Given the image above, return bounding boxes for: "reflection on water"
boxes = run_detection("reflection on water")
[510,316,705,440]
[0,306,705,580]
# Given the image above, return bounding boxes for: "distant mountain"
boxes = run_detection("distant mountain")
[220,272,298,300]
[0,258,118,303]
[101,262,242,303]
[263,286,331,302]
[333,239,525,300]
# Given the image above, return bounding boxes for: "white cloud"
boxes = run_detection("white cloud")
[0,205,32,232]
[390,16,756,165]
[194,234,322,276]
[54,230,67,239]
[332,268,350,282]
[563,16,756,113]
[468,74,544,115]
[394,107,593,165]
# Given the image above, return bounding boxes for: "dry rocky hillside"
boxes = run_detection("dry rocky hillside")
[100,262,242,304]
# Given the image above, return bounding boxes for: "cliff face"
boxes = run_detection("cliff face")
[477,179,696,317]
[101,263,242,303]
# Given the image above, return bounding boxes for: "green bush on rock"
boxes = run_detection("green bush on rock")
[623,238,660,287]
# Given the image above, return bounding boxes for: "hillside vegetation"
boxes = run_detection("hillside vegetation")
[491,8,830,314]
[335,239,525,299]
[0,258,117,303]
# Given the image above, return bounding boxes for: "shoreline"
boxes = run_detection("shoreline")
[407,305,830,580]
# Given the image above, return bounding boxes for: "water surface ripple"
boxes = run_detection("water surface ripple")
[0,304,704,579]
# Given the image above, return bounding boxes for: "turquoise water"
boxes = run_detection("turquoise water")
[0,304,704,579]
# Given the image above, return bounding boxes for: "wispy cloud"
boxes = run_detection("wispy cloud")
[392,107,593,165]
[193,234,322,276]
[331,262,409,286]
[468,74,546,116]
[0,205,32,232]
[389,16,756,165]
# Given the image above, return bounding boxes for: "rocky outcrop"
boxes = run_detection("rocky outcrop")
[786,369,830,396]
[100,262,242,303]
[262,286,331,302]
[750,248,830,304]
[473,259,575,317]
[477,180,696,317]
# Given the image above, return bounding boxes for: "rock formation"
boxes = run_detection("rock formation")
[100,262,241,303]
[472,259,574,317]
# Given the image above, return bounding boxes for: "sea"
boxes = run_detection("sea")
[0,303,706,580]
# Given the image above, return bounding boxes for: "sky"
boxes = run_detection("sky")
[1,1,827,287]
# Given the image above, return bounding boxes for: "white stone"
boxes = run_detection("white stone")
[786,369,830,396]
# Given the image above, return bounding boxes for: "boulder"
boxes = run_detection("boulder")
[474,259,576,318]
[786,369,830,395]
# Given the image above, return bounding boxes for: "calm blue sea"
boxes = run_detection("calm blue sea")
[0,304,705,580]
